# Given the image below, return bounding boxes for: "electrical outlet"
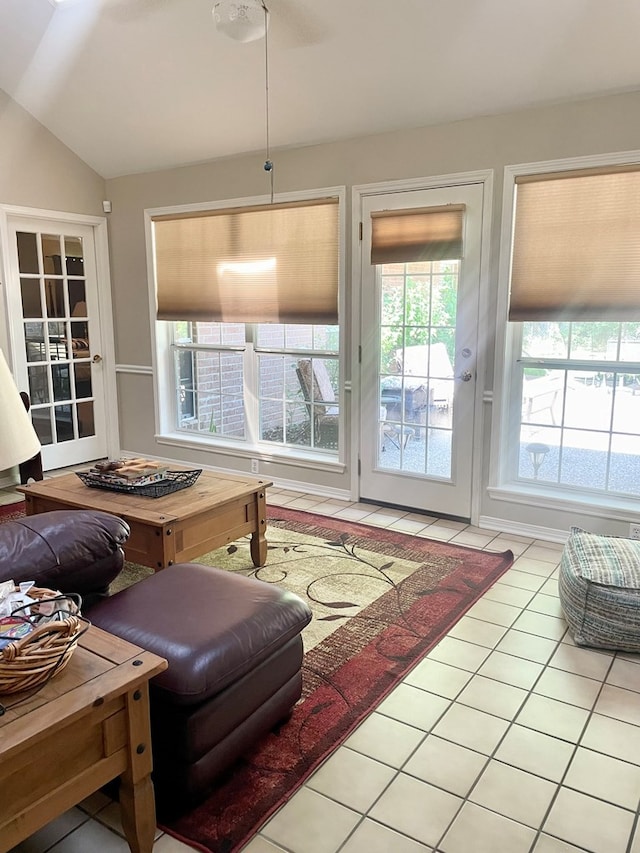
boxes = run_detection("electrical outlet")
[630,523,640,540]
[250,458,259,474]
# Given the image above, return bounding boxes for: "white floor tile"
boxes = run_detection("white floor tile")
[403,657,472,700]
[469,759,557,828]
[543,787,635,852]
[368,773,462,848]
[533,667,602,710]
[427,636,491,672]
[564,746,640,810]
[431,703,510,755]
[439,801,536,853]
[548,644,613,681]
[606,657,640,692]
[593,683,640,726]
[457,673,528,720]
[404,735,487,797]
[495,628,559,664]
[477,650,544,690]
[343,712,425,768]
[375,682,450,731]
[338,819,434,853]
[580,712,640,764]
[261,788,360,853]
[306,747,396,812]
[446,616,508,648]
[516,693,590,742]
[494,724,574,782]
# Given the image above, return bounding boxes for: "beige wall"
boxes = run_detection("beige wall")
[0,88,106,355]
[102,89,640,535]
[0,89,106,482]
[0,89,105,214]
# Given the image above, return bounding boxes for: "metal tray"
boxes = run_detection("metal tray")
[76,469,202,498]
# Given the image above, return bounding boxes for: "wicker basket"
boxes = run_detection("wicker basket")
[0,587,84,696]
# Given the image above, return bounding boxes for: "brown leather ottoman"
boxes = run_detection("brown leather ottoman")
[89,562,312,811]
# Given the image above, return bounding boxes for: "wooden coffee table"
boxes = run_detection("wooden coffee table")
[0,625,167,853]
[18,469,272,570]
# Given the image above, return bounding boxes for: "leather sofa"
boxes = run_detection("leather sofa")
[0,509,129,604]
[0,509,312,813]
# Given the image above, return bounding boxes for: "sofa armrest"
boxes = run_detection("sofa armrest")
[0,510,130,604]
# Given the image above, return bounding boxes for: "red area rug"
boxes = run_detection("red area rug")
[0,499,513,851]
[0,500,25,522]
[161,507,514,853]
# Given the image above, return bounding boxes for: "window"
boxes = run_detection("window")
[150,189,343,459]
[501,161,640,502]
[172,321,340,453]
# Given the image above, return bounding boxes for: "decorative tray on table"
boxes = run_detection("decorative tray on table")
[76,459,202,498]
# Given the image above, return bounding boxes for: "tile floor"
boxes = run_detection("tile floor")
[4,482,640,853]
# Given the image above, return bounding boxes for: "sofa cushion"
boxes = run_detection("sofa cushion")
[0,509,129,599]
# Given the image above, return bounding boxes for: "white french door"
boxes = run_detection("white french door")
[358,182,485,519]
[5,216,109,470]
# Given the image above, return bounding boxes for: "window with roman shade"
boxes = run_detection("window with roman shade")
[509,166,640,321]
[154,198,339,324]
[370,204,465,265]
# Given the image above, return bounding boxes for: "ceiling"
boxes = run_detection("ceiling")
[1,0,640,179]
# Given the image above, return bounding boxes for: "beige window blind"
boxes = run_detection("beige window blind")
[509,166,640,321]
[370,204,465,265]
[154,198,339,324]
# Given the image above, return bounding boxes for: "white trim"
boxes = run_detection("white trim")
[0,204,120,461]
[352,169,494,523]
[145,186,347,466]
[155,434,347,474]
[488,483,640,524]
[478,514,568,544]
[490,148,640,502]
[115,363,154,375]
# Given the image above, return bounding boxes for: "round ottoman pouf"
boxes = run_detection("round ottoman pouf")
[559,526,640,652]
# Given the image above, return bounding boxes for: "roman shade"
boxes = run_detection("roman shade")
[154,198,339,324]
[370,204,465,265]
[509,166,640,321]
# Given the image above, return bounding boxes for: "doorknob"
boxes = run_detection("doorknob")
[459,370,473,382]
[92,354,103,363]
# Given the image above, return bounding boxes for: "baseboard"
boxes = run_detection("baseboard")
[479,515,568,544]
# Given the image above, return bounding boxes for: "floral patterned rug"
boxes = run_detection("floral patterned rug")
[157,506,514,853]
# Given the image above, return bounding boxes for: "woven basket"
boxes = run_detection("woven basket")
[0,587,84,695]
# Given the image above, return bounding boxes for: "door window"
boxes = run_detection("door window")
[17,231,94,447]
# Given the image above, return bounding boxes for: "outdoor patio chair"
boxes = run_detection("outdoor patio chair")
[296,358,339,449]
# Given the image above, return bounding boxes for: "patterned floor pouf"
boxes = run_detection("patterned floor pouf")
[559,526,640,652]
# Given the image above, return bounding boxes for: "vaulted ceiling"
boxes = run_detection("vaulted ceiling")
[2,0,640,179]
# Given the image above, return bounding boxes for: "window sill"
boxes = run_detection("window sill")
[488,482,640,523]
[156,431,346,474]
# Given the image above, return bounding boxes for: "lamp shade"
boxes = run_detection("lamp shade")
[212,1,268,42]
[0,349,41,471]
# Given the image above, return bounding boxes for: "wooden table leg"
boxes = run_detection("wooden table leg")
[249,488,268,567]
[119,685,157,853]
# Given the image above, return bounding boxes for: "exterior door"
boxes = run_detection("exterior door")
[359,183,484,518]
[6,217,108,470]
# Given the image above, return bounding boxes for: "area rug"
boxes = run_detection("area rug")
[158,507,513,853]
[0,500,25,522]
[0,500,513,852]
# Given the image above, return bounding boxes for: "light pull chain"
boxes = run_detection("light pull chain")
[262,1,274,203]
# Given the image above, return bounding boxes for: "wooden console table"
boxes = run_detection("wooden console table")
[0,626,167,853]
[18,469,272,570]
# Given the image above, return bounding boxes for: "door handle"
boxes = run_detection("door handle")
[459,370,473,382]
[92,354,103,363]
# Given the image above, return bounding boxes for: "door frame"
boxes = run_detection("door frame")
[352,170,494,524]
[0,204,120,471]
